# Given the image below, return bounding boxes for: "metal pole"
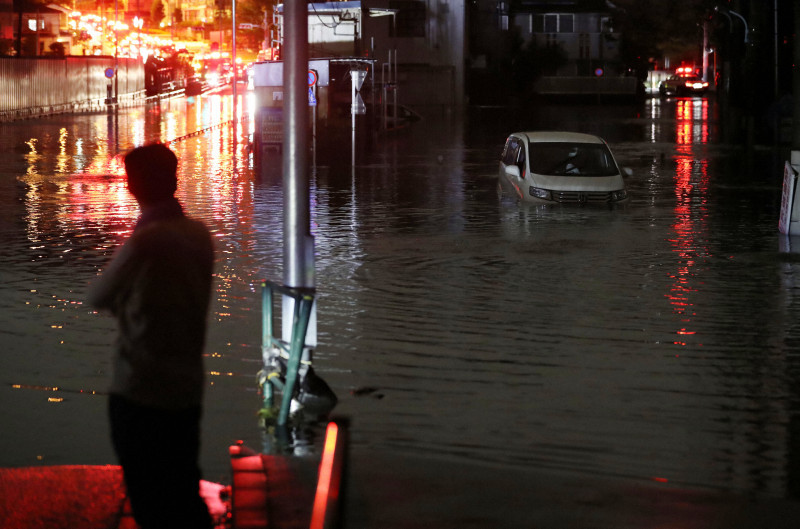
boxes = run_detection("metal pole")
[774,0,779,99]
[351,71,356,167]
[793,1,800,166]
[232,0,237,102]
[702,20,708,82]
[114,0,118,103]
[283,1,312,289]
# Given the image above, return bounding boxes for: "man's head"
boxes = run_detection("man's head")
[124,143,178,205]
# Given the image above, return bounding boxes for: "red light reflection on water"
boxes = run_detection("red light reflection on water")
[666,98,710,347]
[675,98,709,145]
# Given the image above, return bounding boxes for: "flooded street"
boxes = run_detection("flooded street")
[2,92,800,503]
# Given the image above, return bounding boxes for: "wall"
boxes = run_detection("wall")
[364,0,466,107]
[0,56,145,119]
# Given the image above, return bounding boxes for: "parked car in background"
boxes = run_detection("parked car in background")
[659,74,709,96]
[498,131,628,205]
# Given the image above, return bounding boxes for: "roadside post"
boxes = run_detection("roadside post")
[104,67,115,105]
[350,68,367,166]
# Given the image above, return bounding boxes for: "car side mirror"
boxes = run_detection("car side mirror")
[505,165,521,178]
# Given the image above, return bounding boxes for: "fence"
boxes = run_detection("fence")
[0,56,145,121]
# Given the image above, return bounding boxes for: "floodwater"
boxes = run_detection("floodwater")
[1,92,800,501]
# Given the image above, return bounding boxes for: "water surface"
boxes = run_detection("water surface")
[2,95,799,498]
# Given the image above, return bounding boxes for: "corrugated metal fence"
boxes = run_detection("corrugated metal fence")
[0,56,145,121]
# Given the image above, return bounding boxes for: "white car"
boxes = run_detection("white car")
[498,131,628,204]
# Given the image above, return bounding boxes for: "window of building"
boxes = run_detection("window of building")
[389,0,426,38]
[559,14,573,33]
[533,13,574,34]
[543,14,558,33]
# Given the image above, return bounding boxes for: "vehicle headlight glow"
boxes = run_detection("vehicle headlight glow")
[529,186,552,200]
[206,72,220,86]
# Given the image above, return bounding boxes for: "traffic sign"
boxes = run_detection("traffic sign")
[104,67,114,79]
[308,70,317,87]
[352,70,367,92]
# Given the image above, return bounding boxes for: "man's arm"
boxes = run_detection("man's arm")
[87,240,137,310]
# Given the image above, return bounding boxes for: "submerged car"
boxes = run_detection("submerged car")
[498,131,628,205]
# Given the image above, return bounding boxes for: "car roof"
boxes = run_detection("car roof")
[512,131,606,144]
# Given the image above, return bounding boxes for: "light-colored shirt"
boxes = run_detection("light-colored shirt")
[89,200,214,409]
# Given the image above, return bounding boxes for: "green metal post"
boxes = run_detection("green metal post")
[277,293,313,425]
[261,283,273,408]
[260,281,316,425]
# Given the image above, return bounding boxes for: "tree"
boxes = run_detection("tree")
[512,40,568,96]
[48,41,66,56]
[612,0,717,74]
[151,0,165,27]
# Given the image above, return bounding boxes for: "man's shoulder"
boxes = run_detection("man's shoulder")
[134,215,212,248]
[181,216,212,236]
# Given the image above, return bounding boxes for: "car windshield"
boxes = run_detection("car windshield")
[528,141,620,177]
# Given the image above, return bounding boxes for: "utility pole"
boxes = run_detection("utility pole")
[283,0,311,290]
[282,0,315,349]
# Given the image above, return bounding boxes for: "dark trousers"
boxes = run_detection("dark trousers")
[109,394,213,529]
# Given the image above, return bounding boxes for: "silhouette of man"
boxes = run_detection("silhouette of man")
[89,143,214,529]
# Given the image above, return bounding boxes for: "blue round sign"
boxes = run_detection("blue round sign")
[594,68,604,77]
[104,67,115,79]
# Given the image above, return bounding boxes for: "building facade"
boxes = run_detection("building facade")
[273,1,466,107]
[0,0,63,56]
[512,0,622,77]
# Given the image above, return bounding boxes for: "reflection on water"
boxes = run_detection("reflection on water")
[670,98,711,347]
[1,96,800,498]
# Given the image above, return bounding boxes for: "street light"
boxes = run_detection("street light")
[714,6,749,44]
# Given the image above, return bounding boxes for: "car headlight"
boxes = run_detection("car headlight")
[611,189,627,201]
[529,186,552,200]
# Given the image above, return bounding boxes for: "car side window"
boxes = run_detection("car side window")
[515,144,526,173]
[502,138,518,166]
[501,138,511,163]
